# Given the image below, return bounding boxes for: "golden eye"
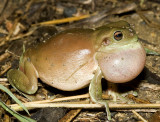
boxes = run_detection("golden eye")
[114,31,123,41]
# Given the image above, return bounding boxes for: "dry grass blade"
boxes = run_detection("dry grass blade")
[32,14,96,26]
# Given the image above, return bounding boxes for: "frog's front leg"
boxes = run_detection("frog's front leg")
[89,67,111,120]
[7,59,38,94]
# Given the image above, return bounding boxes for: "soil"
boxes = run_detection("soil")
[0,0,160,121]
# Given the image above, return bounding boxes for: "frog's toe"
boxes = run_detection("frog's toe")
[108,90,136,104]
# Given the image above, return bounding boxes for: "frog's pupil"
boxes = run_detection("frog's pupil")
[114,31,123,41]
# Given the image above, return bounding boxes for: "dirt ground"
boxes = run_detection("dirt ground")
[0,0,160,122]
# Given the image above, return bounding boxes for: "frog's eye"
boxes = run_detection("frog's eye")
[114,31,123,41]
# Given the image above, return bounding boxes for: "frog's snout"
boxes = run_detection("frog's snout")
[97,42,146,83]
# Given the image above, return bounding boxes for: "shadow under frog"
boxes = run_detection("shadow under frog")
[7,20,146,120]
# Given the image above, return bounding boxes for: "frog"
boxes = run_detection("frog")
[7,20,146,120]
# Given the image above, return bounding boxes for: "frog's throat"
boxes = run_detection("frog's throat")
[95,41,146,83]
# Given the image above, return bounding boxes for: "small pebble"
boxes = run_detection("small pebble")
[63,6,77,17]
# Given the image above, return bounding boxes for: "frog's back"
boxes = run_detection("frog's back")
[26,29,98,91]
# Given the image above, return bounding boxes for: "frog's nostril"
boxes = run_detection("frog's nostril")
[102,37,110,46]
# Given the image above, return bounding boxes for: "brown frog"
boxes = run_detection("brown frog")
[7,21,146,120]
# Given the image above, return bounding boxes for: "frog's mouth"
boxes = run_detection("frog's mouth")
[96,41,146,83]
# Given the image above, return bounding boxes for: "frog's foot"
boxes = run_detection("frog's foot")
[106,82,137,104]
[7,69,38,94]
[107,89,137,104]
[7,58,39,96]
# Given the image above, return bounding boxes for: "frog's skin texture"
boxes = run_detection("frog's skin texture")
[7,21,146,120]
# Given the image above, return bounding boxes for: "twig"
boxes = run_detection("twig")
[0,63,11,76]
[59,109,81,122]
[4,99,11,122]
[9,28,36,41]
[11,93,90,105]
[114,109,157,113]
[0,0,9,17]
[9,102,160,112]
[5,50,20,59]
[0,78,9,86]
[6,19,20,41]
[9,93,160,112]
[0,27,36,47]
[0,52,11,62]
[0,78,8,82]
[132,110,148,122]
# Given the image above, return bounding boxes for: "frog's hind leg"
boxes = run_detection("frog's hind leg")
[7,60,38,94]
[89,67,111,120]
